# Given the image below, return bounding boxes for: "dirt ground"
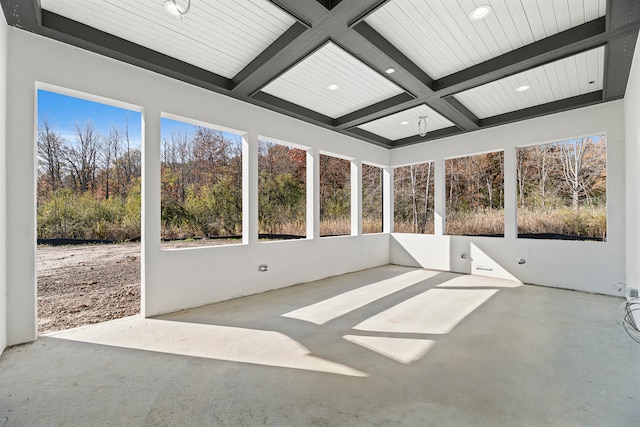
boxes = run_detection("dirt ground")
[37,239,241,334]
[37,242,142,334]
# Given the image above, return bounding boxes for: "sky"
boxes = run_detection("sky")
[38,89,240,147]
[38,90,142,147]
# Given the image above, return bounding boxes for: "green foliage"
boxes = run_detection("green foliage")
[161,201,192,229]
[183,176,242,237]
[160,125,243,240]
[257,140,307,237]
[259,171,305,235]
[321,185,350,218]
[38,187,141,240]
[319,154,350,235]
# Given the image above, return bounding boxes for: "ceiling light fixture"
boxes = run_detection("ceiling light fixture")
[328,84,340,91]
[469,5,492,21]
[163,0,191,18]
[516,85,531,92]
[400,121,409,125]
[385,67,396,74]
[418,116,428,137]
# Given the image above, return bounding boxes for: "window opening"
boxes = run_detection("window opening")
[446,151,504,236]
[362,163,383,234]
[160,117,243,248]
[258,139,306,240]
[517,135,606,241]
[37,89,142,333]
[393,162,434,234]
[320,154,351,236]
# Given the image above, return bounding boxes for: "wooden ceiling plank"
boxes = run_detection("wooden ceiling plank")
[435,17,607,96]
[2,0,638,148]
[480,91,602,127]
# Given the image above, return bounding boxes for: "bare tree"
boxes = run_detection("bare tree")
[516,148,528,207]
[362,164,383,232]
[161,128,193,203]
[102,125,122,199]
[423,162,433,232]
[63,121,101,193]
[394,162,434,233]
[37,119,65,193]
[409,165,418,232]
[559,138,589,210]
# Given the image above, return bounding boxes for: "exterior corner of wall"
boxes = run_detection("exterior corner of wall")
[624,33,640,293]
[0,7,9,354]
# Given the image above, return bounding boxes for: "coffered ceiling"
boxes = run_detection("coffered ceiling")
[2,0,639,148]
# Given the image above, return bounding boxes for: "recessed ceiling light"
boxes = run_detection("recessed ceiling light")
[385,67,396,74]
[516,85,531,92]
[400,121,409,125]
[328,84,340,91]
[469,5,492,21]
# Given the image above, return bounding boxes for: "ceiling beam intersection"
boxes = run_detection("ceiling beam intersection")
[333,15,640,133]
[1,0,638,149]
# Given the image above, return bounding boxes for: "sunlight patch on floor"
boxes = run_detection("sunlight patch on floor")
[343,335,436,364]
[437,274,522,288]
[281,269,440,324]
[48,317,367,377]
[353,289,499,334]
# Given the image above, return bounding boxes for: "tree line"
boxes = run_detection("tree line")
[160,127,242,240]
[516,136,606,239]
[258,141,306,237]
[516,136,606,211]
[392,136,606,239]
[37,117,606,242]
[37,119,141,240]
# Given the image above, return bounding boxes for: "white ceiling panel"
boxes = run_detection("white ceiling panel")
[453,46,604,119]
[40,0,296,78]
[358,104,454,141]
[261,42,405,119]
[364,0,607,79]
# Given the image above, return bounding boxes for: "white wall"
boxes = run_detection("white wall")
[390,101,626,296]
[0,7,8,354]
[4,23,634,346]
[625,34,640,300]
[4,29,390,345]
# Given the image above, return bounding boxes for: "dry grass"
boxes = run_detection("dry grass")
[517,205,606,239]
[363,218,383,234]
[394,220,435,234]
[161,206,606,241]
[259,221,306,238]
[447,209,504,236]
[320,218,351,236]
[392,206,605,239]
[445,206,606,239]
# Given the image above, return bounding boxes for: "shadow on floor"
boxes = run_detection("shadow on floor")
[2,265,638,426]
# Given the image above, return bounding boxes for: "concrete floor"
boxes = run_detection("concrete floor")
[1,265,639,426]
